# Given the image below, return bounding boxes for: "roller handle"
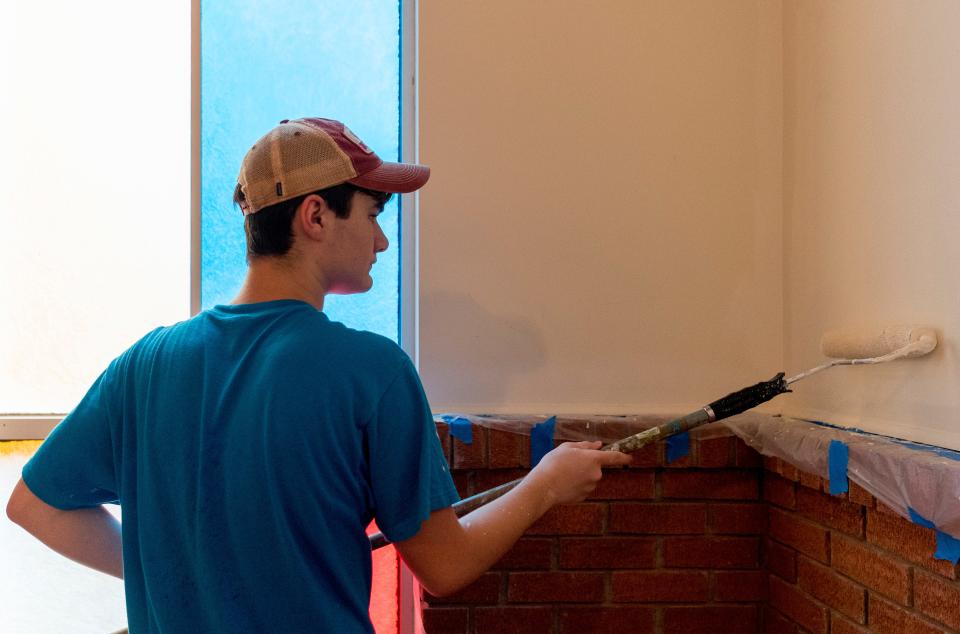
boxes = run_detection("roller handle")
[368,373,790,550]
[706,372,790,420]
[367,412,688,550]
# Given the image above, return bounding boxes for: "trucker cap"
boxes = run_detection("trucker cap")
[236,117,430,215]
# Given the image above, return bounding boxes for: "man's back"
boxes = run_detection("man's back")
[8,117,630,633]
[24,300,458,632]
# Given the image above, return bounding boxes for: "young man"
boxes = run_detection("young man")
[7,117,631,632]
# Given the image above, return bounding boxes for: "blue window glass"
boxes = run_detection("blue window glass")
[201,0,401,341]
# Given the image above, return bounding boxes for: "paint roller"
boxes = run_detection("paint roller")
[368,325,938,550]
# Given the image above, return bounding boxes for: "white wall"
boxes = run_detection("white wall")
[418,1,784,415]
[780,1,960,450]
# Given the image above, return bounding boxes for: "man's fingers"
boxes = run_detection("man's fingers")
[564,441,603,450]
[597,450,633,466]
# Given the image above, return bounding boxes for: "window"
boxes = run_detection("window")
[199,0,403,335]
[0,1,192,419]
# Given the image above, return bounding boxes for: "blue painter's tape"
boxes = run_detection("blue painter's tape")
[934,531,960,564]
[442,415,473,444]
[892,440,960,462]
[530,416,557,468]
[666,432,690,464]
[908,507,936,529]
[908,508,960,563]
[827,440,849,495]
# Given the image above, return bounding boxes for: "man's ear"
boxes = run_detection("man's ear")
[296,194,334,241]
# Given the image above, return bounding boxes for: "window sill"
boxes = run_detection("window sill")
[0,416,62,440]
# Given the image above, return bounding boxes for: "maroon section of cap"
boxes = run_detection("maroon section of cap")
[299,117,430,193]
[348,162,430,193]
[298,117,382,176]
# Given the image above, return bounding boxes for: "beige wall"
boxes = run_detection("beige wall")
[780,1,960,450]
[418,1,784,415]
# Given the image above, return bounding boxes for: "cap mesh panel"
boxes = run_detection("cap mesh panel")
[240,124,357,212]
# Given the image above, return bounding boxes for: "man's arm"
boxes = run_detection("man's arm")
[6,478,123,579]
[395,441,631,597]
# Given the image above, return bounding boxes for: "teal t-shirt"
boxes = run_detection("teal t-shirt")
[23,300,459,633]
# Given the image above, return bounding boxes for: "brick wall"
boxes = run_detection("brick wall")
[763,456,960,634]
[418,420,960,633]
[422,422,767,633]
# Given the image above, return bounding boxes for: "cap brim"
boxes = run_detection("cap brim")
[348,161,430,194]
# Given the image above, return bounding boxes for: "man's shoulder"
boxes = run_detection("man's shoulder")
[318,319,410,372]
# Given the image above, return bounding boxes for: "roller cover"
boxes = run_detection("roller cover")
[820,325,937,360]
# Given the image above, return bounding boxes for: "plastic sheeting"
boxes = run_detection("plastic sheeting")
[724,414,960,547]
[437,412,960,546]
[436,413,735,443]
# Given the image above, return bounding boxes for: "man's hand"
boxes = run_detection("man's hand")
[523,441,633,507]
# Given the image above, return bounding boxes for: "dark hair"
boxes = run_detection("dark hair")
[235,182,393,259]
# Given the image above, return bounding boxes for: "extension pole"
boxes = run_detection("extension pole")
[368,373,788,550]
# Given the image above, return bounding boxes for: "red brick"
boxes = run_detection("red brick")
[768,508,830,563]
[611,570,709,602]
[778,460,800,482]
[474,606,553,634]
[830,533,910,604]
[914,570,960,630]
[664,606,759,634]
[710,502,767,534]
[799,470,822,491]
[663,536,760,569]
[831,614,870,634]
[697,436,733,468]
[875,501,900,516]
[765,538,797,583]
[662,470,759,500]
[796,556,865,623]
[452,472,471,498]
[507,572,604,603]
[795,487,864,538]
[559,537,655,570]
[763,473,796,510]
[714,570,768,602]
[763,456,781,474]
[847,481,875,509]
[488,428,529,469]
[627,442,660,468]
[768,575,828,634]
[587,470,655,500]
[734,438,763,468]
[763,606,798,633]
[492,538,553,570]
[435,421,451,464]
[423,572,501,605]
[868,595,947,634]
[608,503,706,534]
[558,607,655,634]
[451,425,487,470]
[474,469,526,492]
[555,418,593,439]
[867,509,957,579]
[527,503,604,535]
[420,606,468,633]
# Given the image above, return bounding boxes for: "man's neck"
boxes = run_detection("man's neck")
[231,257,326,310]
